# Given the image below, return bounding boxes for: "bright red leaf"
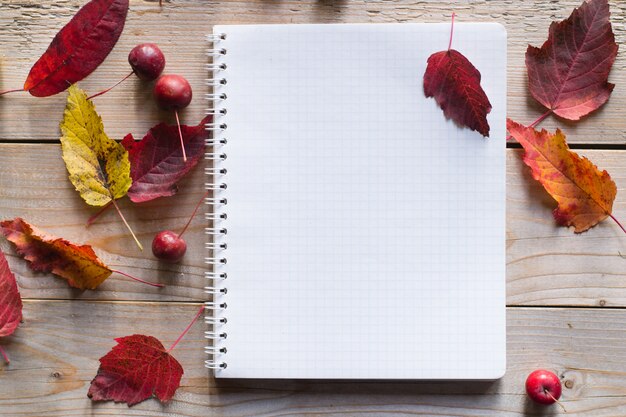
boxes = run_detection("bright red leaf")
[121,116,211,203]
[88,334,184,406]
[0,249,22,338]
[0,249,23,364]
[24,0,129,97]
[526,0,618,120]
[423,14,492,137]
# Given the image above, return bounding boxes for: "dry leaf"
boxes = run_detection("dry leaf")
[507,119,618,232]
[61,85,131,207]
[24,0,129,97]
[88,334,184,406]
[526,0,618,120]
[0,249,22,364]
[0,218,112,290]
[121,116,210,203]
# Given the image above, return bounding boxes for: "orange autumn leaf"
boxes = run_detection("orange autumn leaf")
[507,119,619,233]
[0,218,112,290]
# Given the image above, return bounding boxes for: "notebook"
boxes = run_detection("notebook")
[204,23,506,379]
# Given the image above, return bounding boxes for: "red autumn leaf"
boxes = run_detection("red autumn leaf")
[507,119,619,233]
[526,0,618,120]
[24,0,129,97]
[88,334,184,406]
[0,249,22,339]
[121,115,211,203]
[0,249,22,364]
[423,14,492,137]
[0,218,112,290]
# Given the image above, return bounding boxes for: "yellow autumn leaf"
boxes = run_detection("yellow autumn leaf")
[60,85,142,250]
[60,84,131,206]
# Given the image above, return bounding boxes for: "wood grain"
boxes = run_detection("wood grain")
[0,0,624,144]
[0,301,625,416]
[3,144,626,306]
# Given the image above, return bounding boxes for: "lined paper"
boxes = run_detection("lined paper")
[210,23,506,379]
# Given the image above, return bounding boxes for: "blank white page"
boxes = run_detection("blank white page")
[210,23,506,379]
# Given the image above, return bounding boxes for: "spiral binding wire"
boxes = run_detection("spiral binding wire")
[205,32,228,371]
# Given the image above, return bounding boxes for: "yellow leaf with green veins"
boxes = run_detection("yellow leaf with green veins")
[60,85,131,206]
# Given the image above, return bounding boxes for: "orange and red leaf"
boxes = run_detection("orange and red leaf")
[507,119,616,233]
[0,218,112,289]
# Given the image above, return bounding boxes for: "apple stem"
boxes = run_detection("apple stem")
[87,71,134,100]
[544,389,567,413]
[110,199,144,251]
[111,269,164,288]
[609,214,626,235]
[0,88,24,96]
[179,190,211,239]
[506,110,552,141]
[0,346,9,364]
[167,305,204,353]
[447,12,456,51]
[86,201,113,227]
[175,110,188,162]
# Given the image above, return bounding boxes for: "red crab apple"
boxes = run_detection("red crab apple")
[154,74,193,162]
[88,43,166,100]
[152,230,187,263]
[152,191,208,263]
[526,369,565,410]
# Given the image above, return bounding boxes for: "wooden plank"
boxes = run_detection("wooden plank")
[507,149,626,307]
[0,144,208,301]
[3,144,626,306]
[0,0,624,144]
[0,301,625,416]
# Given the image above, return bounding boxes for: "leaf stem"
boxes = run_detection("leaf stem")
[87,71,134,100]
[86,201,113,226]
[111,269,164,288]
[506,110,552,141]
[0,88,24,96]
[448,12,456,51]
[167,305,204,353]
[175,110,188,162]
[0,346,9,364]
[179,190,210,239]
[609,214,626,235]
[110,199,144,251]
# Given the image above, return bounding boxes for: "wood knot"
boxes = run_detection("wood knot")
[599,299,607,307]
[51,371,62,379]
[564,379,574,389]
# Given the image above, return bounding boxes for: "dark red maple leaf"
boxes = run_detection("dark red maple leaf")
[0,249,23,364]
[423,14,492,137]
[121,115,210,203]
[24,0,129,97]
[88,334,183,406]
[526,0,618,120]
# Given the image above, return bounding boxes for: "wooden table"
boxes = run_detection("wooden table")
[0,1,625,415]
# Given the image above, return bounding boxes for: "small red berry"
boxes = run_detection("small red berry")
[128,43,165,81]
[154,74,192,110]
[152,230,187,263]
[526,369,562,405]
